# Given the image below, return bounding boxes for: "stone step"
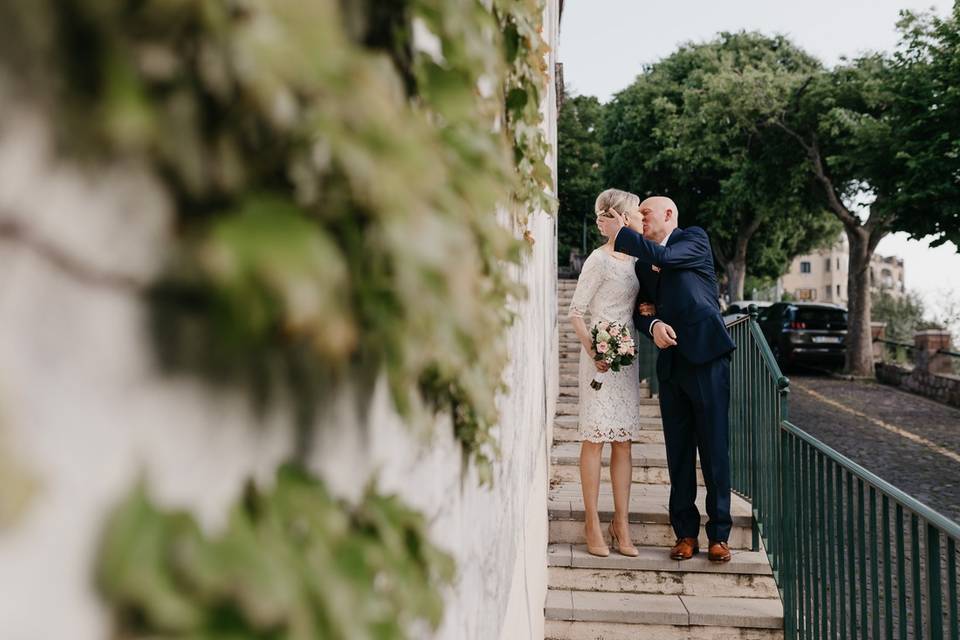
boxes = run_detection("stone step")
[560,391,661,404]
[557,401,660,417]
[549,543,773,576]
[548,519,750,550]
[551,463,692,486]
[549,442,701,486]
[548,546,777,599]
[548,493,752,550]
[559,375,651,389]
[550,464,688,486]
[553,424,664,444]
[545,592,783,637]
[548,482,752,528]
[553,414,661,431]
[551,442,672,467]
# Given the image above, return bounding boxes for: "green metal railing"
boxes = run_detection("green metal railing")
[636,334,658,395]
[875,337,918,367]
[728,308,960,640]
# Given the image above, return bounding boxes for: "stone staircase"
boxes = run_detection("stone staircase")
[545,278,784,639]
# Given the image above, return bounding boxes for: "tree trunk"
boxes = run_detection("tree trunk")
[725,257,747,302]
[715,219,756,303]
[845,227,875,376]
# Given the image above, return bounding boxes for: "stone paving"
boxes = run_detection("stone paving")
[788,374,960,523]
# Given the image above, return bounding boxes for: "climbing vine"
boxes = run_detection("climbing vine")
[97,465,455,639]
[0,0,552,634]
[0,0,553,474]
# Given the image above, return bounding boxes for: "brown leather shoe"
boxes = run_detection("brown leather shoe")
[670,537,699,560]
[708,540,732,562]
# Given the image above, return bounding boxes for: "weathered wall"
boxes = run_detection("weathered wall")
[0,4,559,639]
[876,363,960,408]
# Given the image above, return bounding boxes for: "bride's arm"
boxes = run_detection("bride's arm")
[568,253,608,372]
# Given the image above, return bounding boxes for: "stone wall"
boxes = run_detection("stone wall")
[875,364,960,408]
[0,4,559,639]
[875,330,960,409]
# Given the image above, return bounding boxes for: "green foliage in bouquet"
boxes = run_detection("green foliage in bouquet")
[0,0,554,475]
[589,322,636,373]
[97,465,455,640]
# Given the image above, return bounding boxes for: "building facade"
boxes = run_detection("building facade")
[779,235,905,306]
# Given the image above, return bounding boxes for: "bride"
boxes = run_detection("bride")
[567,188,648,557]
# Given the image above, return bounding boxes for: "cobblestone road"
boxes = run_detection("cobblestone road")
[788,374,960,523]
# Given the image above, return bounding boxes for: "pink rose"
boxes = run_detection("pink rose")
[597,321,609,332]
[596,342,609,354]
[618,343,630,355]
[627,346,635,356]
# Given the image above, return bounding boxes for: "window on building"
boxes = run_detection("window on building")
[837,284,841,297]
[800,261,811,274]
[881,268,894,289]
[825,286,832,299]
[837,258,841,270]
[825,258,831,272]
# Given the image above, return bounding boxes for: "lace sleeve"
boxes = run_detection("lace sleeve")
[568,251,604,318]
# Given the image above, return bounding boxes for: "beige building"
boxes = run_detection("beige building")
[779,235,905,306]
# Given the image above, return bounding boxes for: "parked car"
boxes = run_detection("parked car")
[722,300,773,322]
[757,302,848,369]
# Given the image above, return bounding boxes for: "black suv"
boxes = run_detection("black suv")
[757,303,848,369]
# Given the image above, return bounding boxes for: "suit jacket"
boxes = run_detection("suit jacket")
[615,226,735,367]
[632,260,659,334]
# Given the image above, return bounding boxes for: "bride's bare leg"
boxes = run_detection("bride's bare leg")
[579,441,606,552]
[610,440,637,551]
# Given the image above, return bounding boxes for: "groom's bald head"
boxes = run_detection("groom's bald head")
[639,196,679,242]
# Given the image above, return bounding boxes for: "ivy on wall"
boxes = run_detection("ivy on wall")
[0,0,553,474]
[97,465,455,639]
[0,0,553,635]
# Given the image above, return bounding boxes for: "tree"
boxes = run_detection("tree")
[603,32,839,301]
[557,91,605,267]
[762,7,960,375]
[871,290,938,343]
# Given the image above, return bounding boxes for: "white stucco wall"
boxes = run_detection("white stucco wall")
[0,4,559,639]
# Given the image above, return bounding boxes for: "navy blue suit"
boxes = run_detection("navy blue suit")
[615,225,736,542]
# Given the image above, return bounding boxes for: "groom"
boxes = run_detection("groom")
[598,196,736,562]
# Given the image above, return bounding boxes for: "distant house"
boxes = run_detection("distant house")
[779,235,905,305]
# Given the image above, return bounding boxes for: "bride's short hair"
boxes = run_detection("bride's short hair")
[594,188,639,217]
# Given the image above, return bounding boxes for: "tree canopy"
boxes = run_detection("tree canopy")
[603,32,839,300]
[758,8,960,374]
[557,92,605,266]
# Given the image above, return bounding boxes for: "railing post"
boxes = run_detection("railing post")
[748,305,761,552]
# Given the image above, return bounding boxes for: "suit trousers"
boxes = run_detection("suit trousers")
[657,351,732,542]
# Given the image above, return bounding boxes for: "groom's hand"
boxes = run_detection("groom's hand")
[596,209,625,238]
[652,321,678,349]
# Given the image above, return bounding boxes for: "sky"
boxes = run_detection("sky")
[559,0,958,318]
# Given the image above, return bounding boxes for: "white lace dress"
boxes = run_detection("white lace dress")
[568,249,644,443]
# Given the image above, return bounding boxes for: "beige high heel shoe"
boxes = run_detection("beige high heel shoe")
[609,522,639,557]
[585,525,610,557]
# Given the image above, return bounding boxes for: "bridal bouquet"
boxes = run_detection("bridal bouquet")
[590,321,636,390]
